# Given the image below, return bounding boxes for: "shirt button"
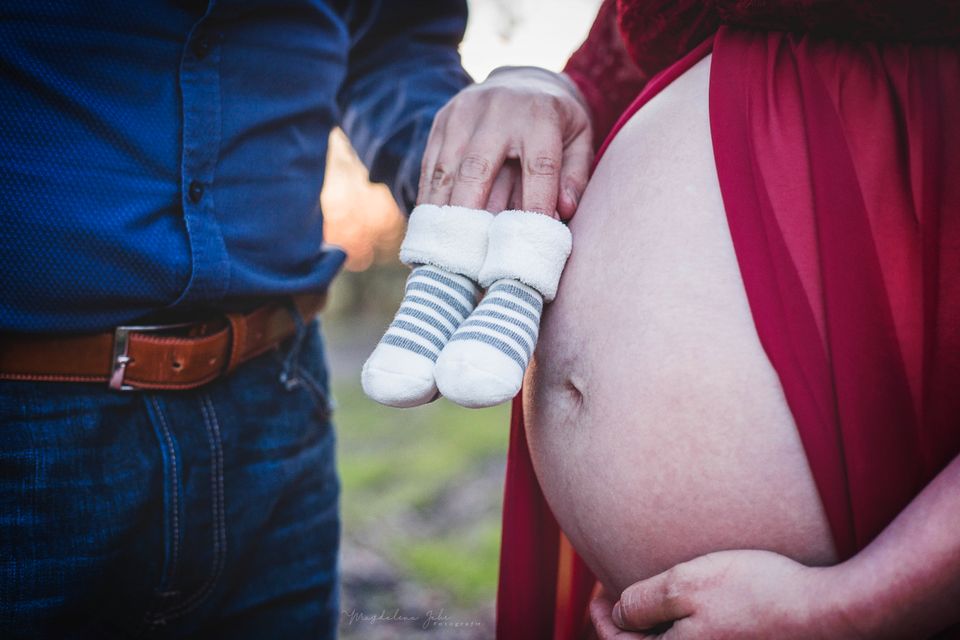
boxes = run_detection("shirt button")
[188,180,204,204]
[192,34,211,60]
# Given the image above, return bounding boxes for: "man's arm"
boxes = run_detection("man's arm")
[337,0,471,213]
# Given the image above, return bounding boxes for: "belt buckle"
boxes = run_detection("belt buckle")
[109,322,194,391]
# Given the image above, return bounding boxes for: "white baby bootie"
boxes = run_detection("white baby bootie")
[434,211,572,408]
[361,204,493,407]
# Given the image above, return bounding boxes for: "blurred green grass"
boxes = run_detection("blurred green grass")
[395,519,503,605]
[332,374,509,606]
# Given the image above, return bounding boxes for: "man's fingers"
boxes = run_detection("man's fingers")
[557,127,593,220]
[613,567,695,632]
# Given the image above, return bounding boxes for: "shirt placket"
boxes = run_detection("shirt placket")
[174,3,230,306]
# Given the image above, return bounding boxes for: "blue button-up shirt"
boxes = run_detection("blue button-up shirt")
[0,0,470,332]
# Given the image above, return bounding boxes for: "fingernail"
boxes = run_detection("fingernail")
[612,601,624,627]
[565,187,580,208]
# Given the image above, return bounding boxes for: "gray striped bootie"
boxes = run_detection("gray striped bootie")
[435,211,572,408]
[361,204,493,408]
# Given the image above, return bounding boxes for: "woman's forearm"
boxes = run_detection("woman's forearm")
[830,454,960,638]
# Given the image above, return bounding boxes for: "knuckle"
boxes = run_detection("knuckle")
[429,106,451,134]
[457,154,493,182]
[445,92,490,124]
[663,565,695,606]
[525,155,559,177]
[430,164,455,191]
[491,85,524,103]
[530,93,561,115]
[420,157,433,177]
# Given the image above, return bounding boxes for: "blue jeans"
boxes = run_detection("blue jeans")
[0,321,340,638]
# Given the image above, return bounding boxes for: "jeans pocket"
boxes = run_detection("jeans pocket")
[272,318,333,422]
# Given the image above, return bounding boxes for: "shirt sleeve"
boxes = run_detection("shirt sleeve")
[337,0,472,214]
[564,0,719,147]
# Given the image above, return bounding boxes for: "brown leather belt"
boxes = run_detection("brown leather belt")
[0,293,327,391]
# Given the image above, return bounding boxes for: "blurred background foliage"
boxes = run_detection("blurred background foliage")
[323,1,600,637]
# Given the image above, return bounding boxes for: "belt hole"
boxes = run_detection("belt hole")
[172,360,183,371]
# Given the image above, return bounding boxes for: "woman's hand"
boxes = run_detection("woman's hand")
[590,550,857,639]
[418,66,593,219]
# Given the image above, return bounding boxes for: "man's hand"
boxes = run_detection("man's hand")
[589,550,855,639]
[417,66,593,219]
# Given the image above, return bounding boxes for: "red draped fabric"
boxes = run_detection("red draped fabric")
[496,3,960,638]
[710,29,960,560]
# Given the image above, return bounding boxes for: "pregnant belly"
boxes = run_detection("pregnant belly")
[523,55,837,594]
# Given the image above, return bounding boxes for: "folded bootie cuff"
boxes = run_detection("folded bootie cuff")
[399,204,494,280]
[477,211,572,301]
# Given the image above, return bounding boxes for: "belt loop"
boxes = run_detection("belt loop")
[224,312,248,375]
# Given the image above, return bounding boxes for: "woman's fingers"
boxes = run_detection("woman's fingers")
[448,135,509,209]
[590,593,650,639]
[422,146,461,206]
[557,126,593,219]
[420,103,478,205]
[486,161,520,213]
[417,67,594,214]
[508,166,523,210]
[520,118,564,217]
[613,567,696,632]
[417,107,449,206]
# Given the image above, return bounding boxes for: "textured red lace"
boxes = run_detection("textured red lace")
[566,0,960,144]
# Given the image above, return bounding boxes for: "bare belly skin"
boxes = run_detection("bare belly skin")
[523,55,837,594]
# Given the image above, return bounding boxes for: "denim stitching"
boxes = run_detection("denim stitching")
[147,396,182,591]
[144,394,227,624]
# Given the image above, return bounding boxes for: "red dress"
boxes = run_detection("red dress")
[496,2,960,638]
